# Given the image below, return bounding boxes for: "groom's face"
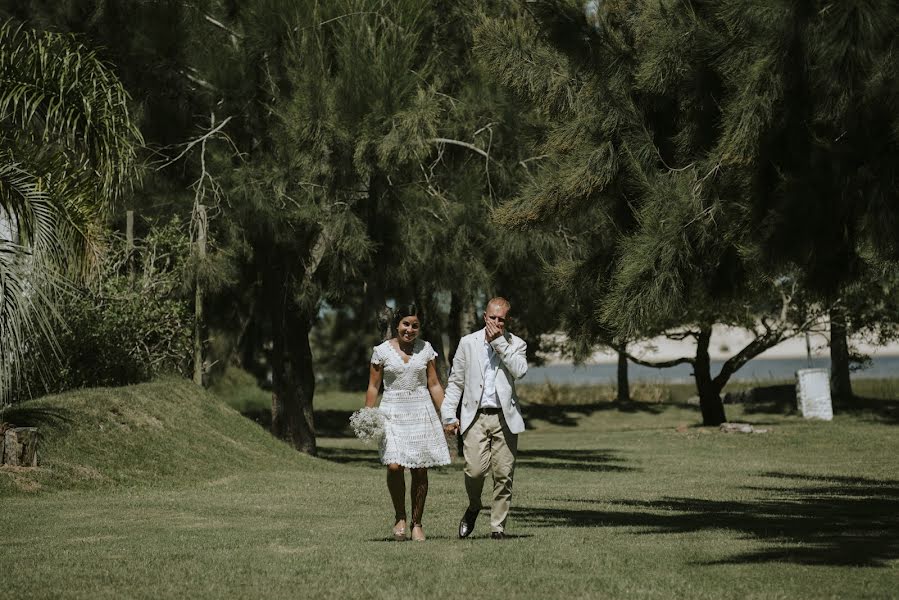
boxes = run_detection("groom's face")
[484,302,509,335]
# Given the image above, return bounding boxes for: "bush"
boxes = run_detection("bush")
[12,218,192,402]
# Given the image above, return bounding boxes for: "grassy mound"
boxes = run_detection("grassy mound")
[0,377,315,495]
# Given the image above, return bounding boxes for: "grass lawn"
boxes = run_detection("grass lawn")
[1,377,897,599]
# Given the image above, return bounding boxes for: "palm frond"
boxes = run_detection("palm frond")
[0,22,143,404]
[0,20,143,207]
[0,159,60,259]
[0,237,65,406]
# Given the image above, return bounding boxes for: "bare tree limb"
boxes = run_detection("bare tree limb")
[519,154,549,167]
[429,137,496,163]
[178,68,217,92]
[417,164,449,221]
[154,116,235,170]
[713,332,782,389]
[518,154,548,180]
[295,11,390,32]
[624,353,694,369]
[302,226,330,290]
[474,123,496,202]
[662,329,701,341]
[204,14,244,39]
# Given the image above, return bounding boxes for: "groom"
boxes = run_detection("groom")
[442,297,528,539]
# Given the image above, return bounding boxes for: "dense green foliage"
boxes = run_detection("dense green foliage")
[475,0,899,422]
[1,1,897,433]
[6,0,563,447]
[171,0,564,447]
[10,219,193,402]
[484,1,898,317]
[0,20,142,402]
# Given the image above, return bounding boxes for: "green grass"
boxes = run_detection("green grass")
[1,377,897,598]
[0,377,315,494]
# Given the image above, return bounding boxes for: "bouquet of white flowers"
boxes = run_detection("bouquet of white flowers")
[349,407,387,443]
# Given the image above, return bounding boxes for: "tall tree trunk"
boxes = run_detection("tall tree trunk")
[125,209,135,283]
[448,291,475,363]
[829,305,853,403]
[616,346,630,403]
[193,203,207,386]
[416,291,448,384]
[694,326,726,425]
[267,272,317,455]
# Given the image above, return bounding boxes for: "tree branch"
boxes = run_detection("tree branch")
[624,352,694,369]
[178,68,217,92]
[294,11,390,32]
[302,226,330,290]
[154,116,235,169]
[712,332,782,389]
[203,14,244,39]
[429,138,498,163]
[662,329,701,341]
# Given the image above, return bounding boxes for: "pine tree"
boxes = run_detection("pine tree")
[8,1,563,452]
[477,0,899,424]
[301,1,566,392]
[829,261,899,402]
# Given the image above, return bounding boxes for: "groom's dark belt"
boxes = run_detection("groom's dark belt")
[478,407,502,414]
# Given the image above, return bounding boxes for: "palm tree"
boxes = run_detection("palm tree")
[0,21,142,403]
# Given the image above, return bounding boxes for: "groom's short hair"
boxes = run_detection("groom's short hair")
[487,297,511,312]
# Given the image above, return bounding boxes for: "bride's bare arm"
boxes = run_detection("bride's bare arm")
[426,360,444,411]
[364,363,383,408]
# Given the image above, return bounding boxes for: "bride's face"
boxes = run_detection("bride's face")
[397,316,420,344]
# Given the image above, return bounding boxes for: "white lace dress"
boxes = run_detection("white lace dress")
[372,339,451,468]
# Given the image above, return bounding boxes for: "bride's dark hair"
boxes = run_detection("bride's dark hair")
[390,303,422,339]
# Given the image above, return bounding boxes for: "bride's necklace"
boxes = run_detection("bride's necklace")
[397,339,414,355]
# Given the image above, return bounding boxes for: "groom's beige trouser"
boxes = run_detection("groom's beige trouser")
[463,408,518,533]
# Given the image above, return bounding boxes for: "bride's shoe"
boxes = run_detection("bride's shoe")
[411,523,425,542]
[392,519,408,541]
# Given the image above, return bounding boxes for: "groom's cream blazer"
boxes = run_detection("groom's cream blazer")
[442,328,528,435]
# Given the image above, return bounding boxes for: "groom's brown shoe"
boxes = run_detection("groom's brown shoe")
[458,509,478,539]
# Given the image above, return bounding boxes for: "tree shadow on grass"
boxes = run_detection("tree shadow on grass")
[731,385,799,416]
[317,446,381,468]
[239,408,357,437]
[0,406,73,430]
[316,410,355,437]
[319,446,639,475]
[514,472,899,566]
[272,404,669,437]
[523,402,667,429]
[240,408,271,430]
[366,532,535,542]
[839,396,899,425]
[517,448,638,473]
[730,385,899,425]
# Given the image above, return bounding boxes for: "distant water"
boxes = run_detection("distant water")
[523,356,899,385]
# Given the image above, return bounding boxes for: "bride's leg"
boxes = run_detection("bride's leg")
[387,464,407,538]
[410,468,428,540]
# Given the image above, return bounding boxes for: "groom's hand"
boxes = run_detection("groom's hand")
[485,319,502,341]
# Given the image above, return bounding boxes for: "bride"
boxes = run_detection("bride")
[364,304,451,541]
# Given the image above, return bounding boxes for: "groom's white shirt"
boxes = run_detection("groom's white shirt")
[480,339,500,409]
[442,328,528,435]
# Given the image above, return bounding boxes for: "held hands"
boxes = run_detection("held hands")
[443,422,459,435]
